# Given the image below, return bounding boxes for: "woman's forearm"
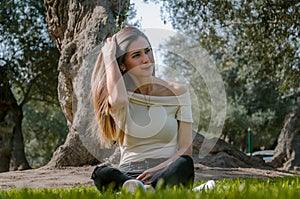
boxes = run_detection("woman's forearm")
[105,58,128,110]
[155,146,192,170]
[102,36,128,111]
[135,147,192,181]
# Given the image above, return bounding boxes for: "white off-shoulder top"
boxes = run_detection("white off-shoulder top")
[117,91,193,166]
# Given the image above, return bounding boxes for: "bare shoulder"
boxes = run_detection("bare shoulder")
[154,77,187,96]
[168,81,187,96]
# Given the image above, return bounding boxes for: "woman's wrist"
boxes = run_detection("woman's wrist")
[104,57,118,69]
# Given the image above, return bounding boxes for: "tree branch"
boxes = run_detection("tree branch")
[223,19,279,27]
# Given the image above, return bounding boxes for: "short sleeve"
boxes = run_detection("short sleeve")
[175,92,193,123]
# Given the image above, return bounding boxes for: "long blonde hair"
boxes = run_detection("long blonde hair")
[91,27,151,148]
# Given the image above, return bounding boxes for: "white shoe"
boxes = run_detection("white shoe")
[122,179,146,193]
[192,180,215,191]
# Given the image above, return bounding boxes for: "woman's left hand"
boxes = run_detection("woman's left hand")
[136,167,162,182]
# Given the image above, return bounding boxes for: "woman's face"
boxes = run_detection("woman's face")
[123,36,154,77]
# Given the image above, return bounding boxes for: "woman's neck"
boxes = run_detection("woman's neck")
[130,75,153,95]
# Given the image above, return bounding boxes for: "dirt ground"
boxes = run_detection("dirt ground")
[0,164,297,190]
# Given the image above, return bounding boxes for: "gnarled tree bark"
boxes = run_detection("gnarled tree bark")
[270,99,300,171]
[44,0,129,167]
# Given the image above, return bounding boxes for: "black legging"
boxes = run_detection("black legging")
[91,155,194,191]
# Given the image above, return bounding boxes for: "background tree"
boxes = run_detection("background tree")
[44,0,131,167]
[22,101,68,167]
[156,0,299,169]
[0,0,62,171]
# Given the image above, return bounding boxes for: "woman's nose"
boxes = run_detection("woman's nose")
[142,53,150,63]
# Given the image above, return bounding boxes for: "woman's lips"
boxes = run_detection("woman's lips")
[141,65,153,70]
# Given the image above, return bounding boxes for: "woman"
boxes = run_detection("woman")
[90,27,195,192]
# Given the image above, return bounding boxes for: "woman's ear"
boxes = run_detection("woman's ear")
[120,64,126,72]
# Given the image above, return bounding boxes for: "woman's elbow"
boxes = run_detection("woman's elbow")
[109,96,128,110]
[181,146,193,156]
[183,145,193,156]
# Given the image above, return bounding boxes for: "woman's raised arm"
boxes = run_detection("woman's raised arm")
[102,36,128,111]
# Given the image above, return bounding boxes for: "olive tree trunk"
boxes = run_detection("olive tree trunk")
[270,99,300,171]
[0,73,30,172]
[44,0,129,167]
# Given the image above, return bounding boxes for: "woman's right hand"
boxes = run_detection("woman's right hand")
[102,35,117,64]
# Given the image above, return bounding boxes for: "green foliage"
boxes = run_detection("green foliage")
[0,0,60,106]
[0,0,66,166]
[22,101,68,166]
[158,0,298,149]
[110,1,141,34]
[159,34,213,132]
[0,177,299,199]
[160,0,300,94]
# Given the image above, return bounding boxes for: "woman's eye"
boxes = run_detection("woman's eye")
[132,53,139,58]
[145,48,151,53]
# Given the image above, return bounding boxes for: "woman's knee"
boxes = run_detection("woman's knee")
[178,155,194,169]
[91,165,113,189]
[91,165,132,191]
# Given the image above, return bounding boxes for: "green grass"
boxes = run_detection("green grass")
[1,177,299,199]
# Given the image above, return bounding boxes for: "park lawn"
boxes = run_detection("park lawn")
[1,176,299,199]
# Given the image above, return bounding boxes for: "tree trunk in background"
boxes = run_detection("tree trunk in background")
[270,99,300,171]
[0,73,30,172]
[9,103,31,171]
[44,0,129,167]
